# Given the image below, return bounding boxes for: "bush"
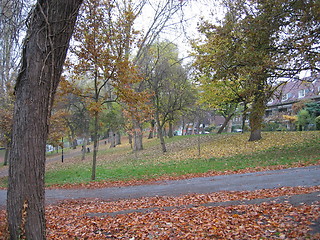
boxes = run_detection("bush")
[262,122,280,131]
[297,109,311,131]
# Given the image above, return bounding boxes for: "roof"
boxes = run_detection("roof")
[267,74,320,107]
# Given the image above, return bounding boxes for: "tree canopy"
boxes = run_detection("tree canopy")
[193,0,320,141]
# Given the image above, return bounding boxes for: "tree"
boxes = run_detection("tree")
[70,0,148,180]
[0,0,25,166]
[305,101,320,118]
[0,92,14,165]
[196,74,243,134]
[0,0,24,95]
[142,41,195,152]
[7,1,82,239]
[193,0,320,141]
[129,0,189,151]
[297,109,311,131]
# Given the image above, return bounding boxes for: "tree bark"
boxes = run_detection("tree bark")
[168,121,173,138]
[7,1,82,239]
[155,111,166,152]
[116,131,121,145]
[91,112,99,180]
[242,102,248,133]
[81,137,87,161]
[109,130,116,148]
[128,133,133,149]
[217,114,234,134]
[148,120,155,139]
[249,94,266,141]
[133,119,143,151]
[3,144,9,166]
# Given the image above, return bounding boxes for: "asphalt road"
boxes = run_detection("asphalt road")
[1,165,319,207]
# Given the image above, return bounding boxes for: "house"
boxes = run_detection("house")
[265,73,320,129]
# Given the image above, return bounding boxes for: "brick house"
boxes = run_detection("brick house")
[265,73,320,129]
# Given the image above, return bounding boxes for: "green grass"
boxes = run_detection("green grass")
[44,135,320,187]
[0,132,319,188]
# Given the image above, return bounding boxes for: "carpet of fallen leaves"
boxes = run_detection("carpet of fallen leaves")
[44,131,320,172]
[165,131,320,161]
[1,186,319,239]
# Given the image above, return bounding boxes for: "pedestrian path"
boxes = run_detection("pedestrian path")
[1,165,319,208]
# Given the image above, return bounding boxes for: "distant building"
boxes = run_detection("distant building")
[266,74,320,118]
[266,74,320,117]
[265,74,320,130]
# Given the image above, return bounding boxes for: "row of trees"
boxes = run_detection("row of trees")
[1,0,319,238]
[1,1,197,237]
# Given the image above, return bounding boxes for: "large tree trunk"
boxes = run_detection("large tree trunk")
[7,1,82,239]
[249,95,266,141]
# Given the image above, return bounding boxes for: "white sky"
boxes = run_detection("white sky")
[134,0,225,62]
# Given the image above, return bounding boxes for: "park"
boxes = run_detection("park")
[0,0,319,239]
[0,131,320,239]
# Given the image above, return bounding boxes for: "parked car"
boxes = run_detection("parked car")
[233,129,243,133]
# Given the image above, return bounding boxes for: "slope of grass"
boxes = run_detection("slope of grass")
[43,131,320,187]
[0,131,319,188]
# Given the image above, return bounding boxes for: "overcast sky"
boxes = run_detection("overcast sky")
[134,0,225,62]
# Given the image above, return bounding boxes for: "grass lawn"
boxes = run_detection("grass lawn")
[0,131,319,188]
[44,131,320,187]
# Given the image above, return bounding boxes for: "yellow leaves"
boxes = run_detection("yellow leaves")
[161,131,320,162]
[87,101,104,114]
[283,114,297,123]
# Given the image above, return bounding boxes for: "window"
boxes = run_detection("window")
[282,94,288,101]
[298,89,306,98]
[267,98,274,104]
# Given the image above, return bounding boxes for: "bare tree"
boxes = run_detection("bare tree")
[0,0,25,93]
[7,1,82,239]
[129,0,188,151]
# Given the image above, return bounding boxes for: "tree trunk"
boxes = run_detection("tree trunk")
[217,114,234,134]
[133,119,143,151]
[181,118,186,135]
[81,137,87,161]
[226,118,233,133]
[128,133,133,149]
[148,120,155,139]
[155,111,166,152]
[241,102,248,133]
[4,145,9,166]
[7,1,82,239]
[168,121,173,138]
[249,95,266,141]
[116,131,121,145]
[91,112,99,180]
[109,130,116,148]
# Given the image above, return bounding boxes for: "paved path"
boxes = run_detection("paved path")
[1,165,319,207]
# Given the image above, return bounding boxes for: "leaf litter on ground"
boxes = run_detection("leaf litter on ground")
[1,186,319,239]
